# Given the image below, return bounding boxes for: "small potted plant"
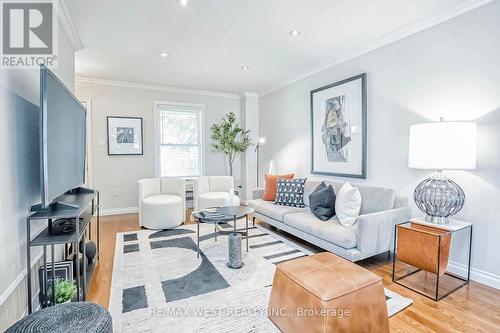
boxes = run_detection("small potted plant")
[52,278,77,304]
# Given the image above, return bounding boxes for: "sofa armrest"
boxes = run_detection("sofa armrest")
[356,206,411,256]
[252,188,264,200]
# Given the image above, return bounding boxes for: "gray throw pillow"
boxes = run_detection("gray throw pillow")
[309,182,336,221]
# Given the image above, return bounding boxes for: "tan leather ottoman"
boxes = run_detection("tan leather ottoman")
[268,252,389,333]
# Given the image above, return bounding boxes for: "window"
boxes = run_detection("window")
[154,102,203,178]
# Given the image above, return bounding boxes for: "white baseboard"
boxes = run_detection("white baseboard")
[447,261,500,290]
[100,206,138,216]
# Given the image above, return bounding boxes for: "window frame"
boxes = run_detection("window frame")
[153,101,205,178]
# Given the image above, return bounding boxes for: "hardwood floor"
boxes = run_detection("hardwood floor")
[87,213,500,332]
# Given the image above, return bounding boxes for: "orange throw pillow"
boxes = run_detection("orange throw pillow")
[263,174,295,201]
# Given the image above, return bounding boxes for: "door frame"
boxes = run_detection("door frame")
[80,98,93,187]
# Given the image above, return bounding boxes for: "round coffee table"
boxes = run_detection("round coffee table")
[192,206,254,259]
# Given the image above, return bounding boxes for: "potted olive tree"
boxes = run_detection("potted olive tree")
[210,112,252,176]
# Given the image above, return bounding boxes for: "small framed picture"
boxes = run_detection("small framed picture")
[107,116,143,155]
[39,260,73,305]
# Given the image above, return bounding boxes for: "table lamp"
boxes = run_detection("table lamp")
[408,119,477,224]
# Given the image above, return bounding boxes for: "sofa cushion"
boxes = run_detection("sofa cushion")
[263,174,294,201]
[336,182,361,226]
[309,182,336,221]
[305,180,396,214]
[357,186,395,214]
[249,199,305,221]
[284,212,357,249]
[275,178,306,208]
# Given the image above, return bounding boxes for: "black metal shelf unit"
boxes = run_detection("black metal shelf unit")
[26,187,100,314]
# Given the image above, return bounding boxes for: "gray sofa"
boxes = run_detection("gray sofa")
[248,180,411,262]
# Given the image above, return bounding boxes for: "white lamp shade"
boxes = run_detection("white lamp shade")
[408,121,477,170]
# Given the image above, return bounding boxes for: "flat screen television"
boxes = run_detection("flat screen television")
[39,65,86,209]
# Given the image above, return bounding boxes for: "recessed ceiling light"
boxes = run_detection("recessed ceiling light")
[289,30,301,37]
[241,66,250,71]
[179,0,189,7]
[158,52,169,58]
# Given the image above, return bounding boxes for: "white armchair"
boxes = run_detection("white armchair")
[138,178,186,229]
[193,176,240,211]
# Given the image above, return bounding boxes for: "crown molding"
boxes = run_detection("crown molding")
[243,92,259,98]
[53,0,84,51]
[259,0,493,97]
[75,76,241,99]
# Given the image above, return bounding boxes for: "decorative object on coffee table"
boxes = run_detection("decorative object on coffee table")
[6,302,113,333]
[192,206,254,268]
[393,218,472,301]
[227,232,242,269]
[408,119,477,224]
[311,73,367,179]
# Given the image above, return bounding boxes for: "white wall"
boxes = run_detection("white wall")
[259,2,500,287]
[75,82,242,211]
[0,21,76,328]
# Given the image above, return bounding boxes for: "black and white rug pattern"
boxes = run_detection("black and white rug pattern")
[109,222,411,332]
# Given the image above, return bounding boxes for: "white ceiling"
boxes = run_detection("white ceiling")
[66,0,481,95]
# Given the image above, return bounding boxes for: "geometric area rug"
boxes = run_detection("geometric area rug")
[109,222,412,332]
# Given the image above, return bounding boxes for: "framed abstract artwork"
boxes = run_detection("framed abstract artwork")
[107,116,143,155]
[310,73,367,178]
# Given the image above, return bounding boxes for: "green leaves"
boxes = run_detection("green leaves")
[52,278,77,303]
[210,112,253,175]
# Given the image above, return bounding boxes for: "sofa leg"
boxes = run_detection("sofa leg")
[252,216,256,227]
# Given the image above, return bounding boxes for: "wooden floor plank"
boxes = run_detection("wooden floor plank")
[87,213,500,332]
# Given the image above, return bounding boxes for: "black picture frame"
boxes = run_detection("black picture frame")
[107,116,144,155]
[310,73,367,179]
[38,260,73,305]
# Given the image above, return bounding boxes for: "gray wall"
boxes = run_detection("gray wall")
[260,2,500,285]
[75,82,242,210]
[0,23,76,329]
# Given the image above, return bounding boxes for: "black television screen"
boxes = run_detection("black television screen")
[40,65,86,209]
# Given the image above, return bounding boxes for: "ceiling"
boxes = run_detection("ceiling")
[66,0,477,95]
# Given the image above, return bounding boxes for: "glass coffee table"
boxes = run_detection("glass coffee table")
[192,206,254,259]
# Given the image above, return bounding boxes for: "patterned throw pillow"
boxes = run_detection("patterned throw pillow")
[275,178,307,207]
